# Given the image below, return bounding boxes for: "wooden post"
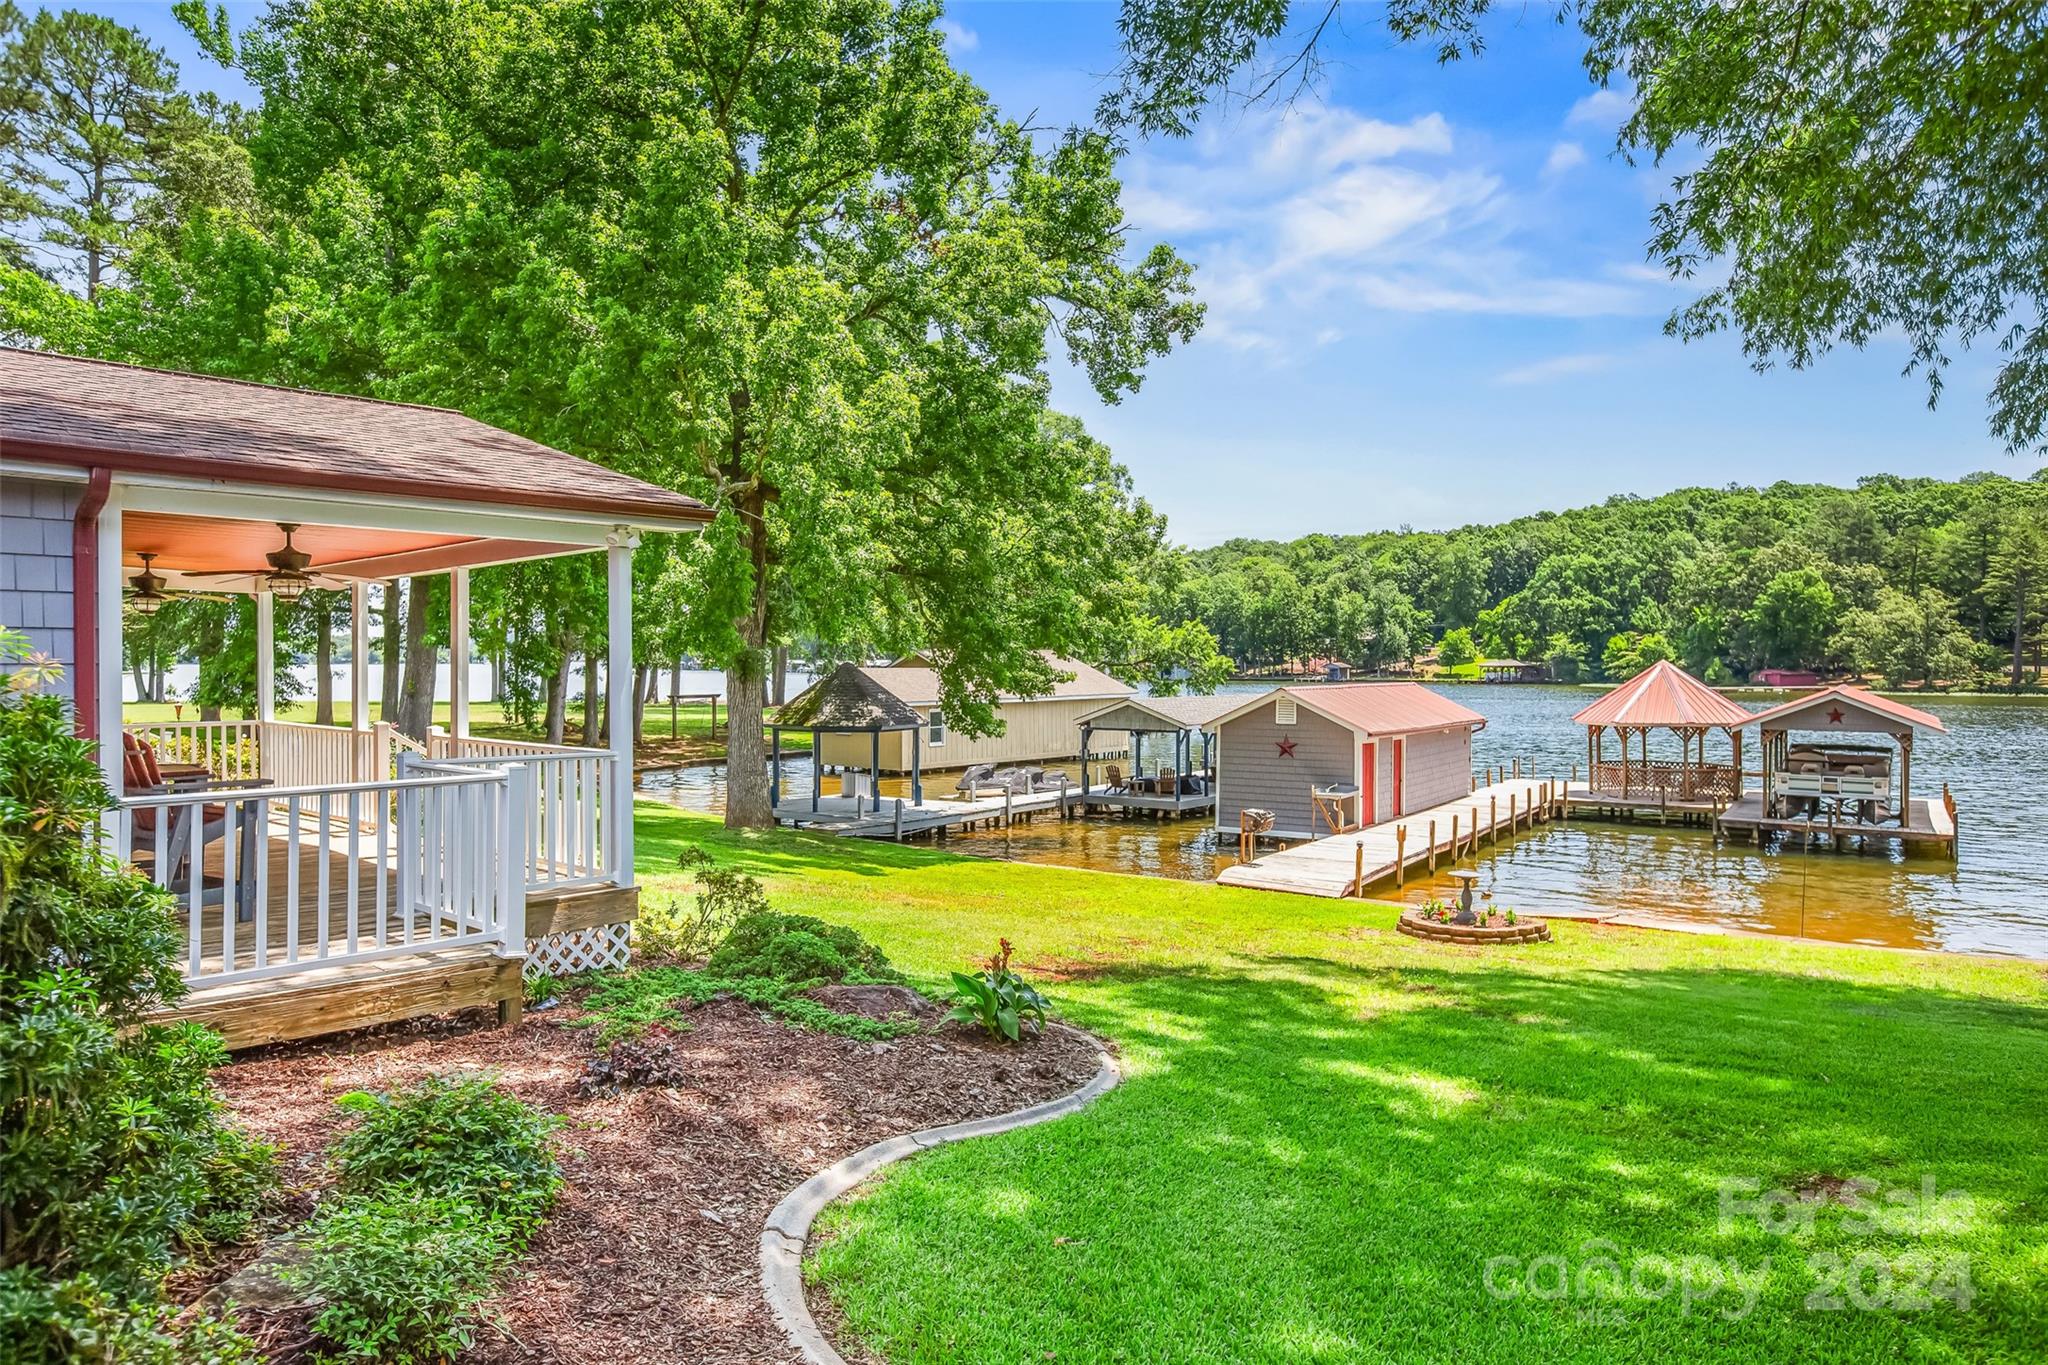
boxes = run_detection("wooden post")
[1428,819,1437,872]
[893,798,904,840]
[1489,794,1497,843]
[1510,792,1518,832]
[1353,842,1364,897]
[1395,825,1406,887]
[1513,757,1520,779]
[1450,813,1460,859]
[1003,786,1013,827]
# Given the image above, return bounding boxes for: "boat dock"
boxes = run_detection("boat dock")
[1715,791,1958,853]
[773,779,1187,839]
[1216,776,1563,898]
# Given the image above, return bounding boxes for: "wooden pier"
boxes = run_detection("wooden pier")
[1216,776,1562,898]
[1714,791,1958,854]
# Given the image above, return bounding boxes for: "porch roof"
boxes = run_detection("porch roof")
[1,348,709,528]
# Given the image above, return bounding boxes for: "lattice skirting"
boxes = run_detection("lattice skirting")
[525,922,631,978]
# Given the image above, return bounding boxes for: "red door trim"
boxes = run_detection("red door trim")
[1360,740,1377,826]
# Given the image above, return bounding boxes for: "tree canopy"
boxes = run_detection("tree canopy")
[1160,472,2048,688]
[1102,0,2048,455]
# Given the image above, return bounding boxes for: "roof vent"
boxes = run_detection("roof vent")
[1275,696,1297,726]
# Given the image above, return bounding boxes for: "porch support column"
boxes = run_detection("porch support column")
[449,567,471,739]
[255,588,275,723]
[911,725,922,805]
[94,489,123,802]
[871,728,882,814]
[606,530,637,887]
[350,583,370,732]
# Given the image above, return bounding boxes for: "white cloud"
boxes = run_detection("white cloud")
[1121,185,1214,235]
[936,18,977,52]
[1276,165,1500,264]
[1566,88,1633,128]
[1543,141,1586,176]
[1258,109,1453,177]
[1496,351,1623,385]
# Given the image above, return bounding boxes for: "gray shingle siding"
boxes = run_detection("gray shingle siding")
[1216,699,1356,837]
[1402,726,1472,813]
[0,474,79,704]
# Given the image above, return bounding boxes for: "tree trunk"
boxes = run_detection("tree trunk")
[314,596,335,725]
[397,578,436,739]
[545,648,570,744]
[581,648,600,746]
[772,644,789,705]
[379,579,404,721]
[724,475,775,827]
[489,649,503,704]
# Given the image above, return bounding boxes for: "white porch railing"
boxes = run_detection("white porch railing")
[123,719,623,903]
[114,765,526,989]
[415,734,620,891]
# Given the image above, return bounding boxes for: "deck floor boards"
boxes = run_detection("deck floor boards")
[1216,777,1556,898]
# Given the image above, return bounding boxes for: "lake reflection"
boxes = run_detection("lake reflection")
[639,684,2048,958]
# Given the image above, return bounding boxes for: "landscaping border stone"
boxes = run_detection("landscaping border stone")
[759,1025,1121,1365]
[1396,909,1552,944]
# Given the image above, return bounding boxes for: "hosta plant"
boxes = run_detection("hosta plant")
[948,939,1049,1043]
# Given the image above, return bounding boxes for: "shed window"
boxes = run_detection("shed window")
[928,710,946,746]
[1275,697,1297,725]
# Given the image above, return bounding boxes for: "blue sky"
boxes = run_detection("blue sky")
[90,1,2046,546]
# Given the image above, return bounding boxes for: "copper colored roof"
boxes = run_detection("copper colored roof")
[1746,685,1948,735]
[1075,692,1243,730]
[1571,660,1753,729]
[1216,682,1487,737]
[0,348,710,526]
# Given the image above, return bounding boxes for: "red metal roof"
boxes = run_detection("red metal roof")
[1219,682,1486,737]
[1746,685,1948,735]
[0,348,710,525]
[1571,660,1753,729]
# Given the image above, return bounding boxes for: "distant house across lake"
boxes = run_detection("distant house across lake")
[797,653,1133,774]
[1751,668,1823,689]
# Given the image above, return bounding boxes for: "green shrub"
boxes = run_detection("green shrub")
[189,1124,282,1248]
[947,939,1050,1042]
[639,847,770,959]
[578,965,920,1044]
[330,1075,561,1239]
[0,645,274,1360]
[287,1197,507,1364]
[707,911,901,984]
[0,1268,257,1364]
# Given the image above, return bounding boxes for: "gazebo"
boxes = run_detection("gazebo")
[1571,660,1753,806]
[769,663,925,813]
[1746,685,1947,828]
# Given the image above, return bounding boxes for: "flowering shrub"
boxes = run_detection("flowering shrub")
[948,939,1050,1042]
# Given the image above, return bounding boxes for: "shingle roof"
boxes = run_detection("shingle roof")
[854,654,1134,707]
[774,664,924,730]
[1215,683,1487,737]
[1746,685,1948,735]
[1571,660,1753,729]
[0,348,709,526]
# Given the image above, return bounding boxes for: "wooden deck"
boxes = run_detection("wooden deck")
[1716,793,1957,851]
[152,946,522,1050]
[1216,777,1559,898]
[775,784,1076,838]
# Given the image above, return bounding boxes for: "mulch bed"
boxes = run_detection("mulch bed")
[197,988,1105,1364]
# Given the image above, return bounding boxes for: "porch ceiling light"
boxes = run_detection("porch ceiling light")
[127,552,169,615]
[264,523,314,602]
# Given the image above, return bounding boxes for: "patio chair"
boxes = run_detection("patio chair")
[123,733,269,920]
[1102,764,1127,794]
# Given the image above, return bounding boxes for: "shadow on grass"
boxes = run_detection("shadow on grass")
[633,801,975,881]
[817,955,2048,1363]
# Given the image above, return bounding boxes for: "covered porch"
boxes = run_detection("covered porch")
[5,348,709,1043]
[1073,692,1236,817]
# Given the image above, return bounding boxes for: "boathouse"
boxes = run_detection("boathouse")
[797,653,1132,774]
[1210,683,1487,840]
[0,347,712,1046]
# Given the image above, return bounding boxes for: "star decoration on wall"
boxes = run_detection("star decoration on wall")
[1827,707,1845,724]
[1276,737,1298,758]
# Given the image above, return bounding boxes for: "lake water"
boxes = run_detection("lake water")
[641,683,2048,958]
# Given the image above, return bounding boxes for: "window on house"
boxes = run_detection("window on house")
[1275,697,1297,725]
[928,710,946,746]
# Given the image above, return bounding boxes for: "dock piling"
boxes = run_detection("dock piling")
[1396,825,1407,887]
[1353,843,1364,897]
[1428,819,1437,872]
[1489,795,1497,844]
[1450,813,1460,859]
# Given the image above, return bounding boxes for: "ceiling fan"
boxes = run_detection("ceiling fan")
[178,522,354,603]
[125,552,232,614]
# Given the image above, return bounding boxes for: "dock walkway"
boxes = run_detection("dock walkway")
[775,783,1090,839]
[1216,776,1560,898]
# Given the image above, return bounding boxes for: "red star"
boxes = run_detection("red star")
[1276,737,1297,758]
[1827,707,1845,724]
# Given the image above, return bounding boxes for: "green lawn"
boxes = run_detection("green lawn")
[633,803,2048,1364]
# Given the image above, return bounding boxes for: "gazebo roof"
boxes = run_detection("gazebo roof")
[1571,660,1753,730]
[1075,692,1243,731]
[1746,685,1948,735]
[773,663,923,731]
